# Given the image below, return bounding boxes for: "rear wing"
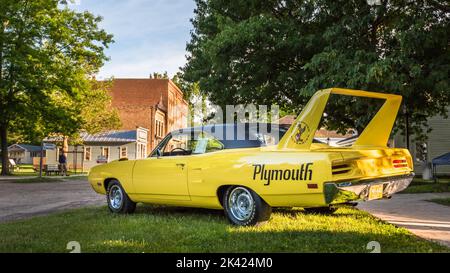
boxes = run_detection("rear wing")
[277,88,402,150]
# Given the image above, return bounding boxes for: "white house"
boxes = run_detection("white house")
[394,107,450,175]
[7,144,44,165]
[44,127,149,172]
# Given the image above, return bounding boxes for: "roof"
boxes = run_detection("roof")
[174,123,290,134]
[432,152,450,166]
[45,129,144,144]
[169,123,290,149]
[274,115,296,125]
[8,144,42,152]
[80,130,137,143]
[315,128,355,138]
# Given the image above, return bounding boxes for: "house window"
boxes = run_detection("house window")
[84,147,91,161]
[30,151,45,158]
[415,142,428,162]
[137,143,146,159]
[102,147,110,160]
[120,147,127,158]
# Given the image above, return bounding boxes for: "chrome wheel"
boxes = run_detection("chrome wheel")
[109,185,123,210]
[228,187,254,221]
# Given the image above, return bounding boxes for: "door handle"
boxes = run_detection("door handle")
[176,163,185,169]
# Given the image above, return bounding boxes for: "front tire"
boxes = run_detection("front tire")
[106,180,136,214]
[223,186,271,226]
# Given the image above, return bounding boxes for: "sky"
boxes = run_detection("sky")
[72,0,196,79]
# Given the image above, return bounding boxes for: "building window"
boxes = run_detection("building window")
[120,147,127,158]
[102,147,110,160]
[156,120,159,137]
[84,147,91,161]
[155,118,165,139]
[137,143,146,159]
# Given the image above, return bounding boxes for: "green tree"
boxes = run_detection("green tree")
[0,0,113,175]
[150,71,169,79]
[79,79,121,135]
[184,0,450,144]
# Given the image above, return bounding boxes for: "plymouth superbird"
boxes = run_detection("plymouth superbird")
[88,88,414,226]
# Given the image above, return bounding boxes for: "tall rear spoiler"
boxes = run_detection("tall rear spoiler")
[277,88,402,150]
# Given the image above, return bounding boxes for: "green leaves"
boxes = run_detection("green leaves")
[0,0,114,156]
[184,0,450,141]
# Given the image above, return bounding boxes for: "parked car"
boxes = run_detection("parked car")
[88,88,414,226]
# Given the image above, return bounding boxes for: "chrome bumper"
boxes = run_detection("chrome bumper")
[324,173,414,204]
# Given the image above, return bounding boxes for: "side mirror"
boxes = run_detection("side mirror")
[156,148,162,158]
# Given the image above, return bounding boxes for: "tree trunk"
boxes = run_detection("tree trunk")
[404,108,410,151]
[0,122,10,176]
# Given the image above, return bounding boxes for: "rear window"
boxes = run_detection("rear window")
[209,124,288,149]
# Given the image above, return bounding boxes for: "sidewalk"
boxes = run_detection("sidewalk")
[359,192,450,248]
[0,174,86,181]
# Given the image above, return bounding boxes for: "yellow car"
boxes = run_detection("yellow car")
[88,88,414,226]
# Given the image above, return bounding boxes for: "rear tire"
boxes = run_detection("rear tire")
[303,206,337,215]
[106,180,136,214]
[223,186,271,226]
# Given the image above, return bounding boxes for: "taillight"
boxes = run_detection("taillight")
[392,159,408,168]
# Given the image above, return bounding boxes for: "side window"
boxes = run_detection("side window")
[152,132,224,157]
[192,133,224,155]
[154,133,195,157]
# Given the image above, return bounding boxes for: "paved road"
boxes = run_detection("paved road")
[0,177,104,223]
[359,192,450,248]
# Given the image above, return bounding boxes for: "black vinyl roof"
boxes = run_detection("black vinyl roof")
[170,123,290,149]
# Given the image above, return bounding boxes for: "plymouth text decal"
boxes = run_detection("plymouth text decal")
[252,163,313,186]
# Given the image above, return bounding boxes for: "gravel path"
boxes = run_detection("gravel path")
[0,177,104,223]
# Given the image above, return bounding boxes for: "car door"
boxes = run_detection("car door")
[187,132,225,195]
[132,133,190,201]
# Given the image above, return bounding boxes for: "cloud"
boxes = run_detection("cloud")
[74,0,195,78]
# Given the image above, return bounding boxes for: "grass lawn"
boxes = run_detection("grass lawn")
[427,198,450,207]
[401,178,449,194]
[0,164,36,176]
[0,206,447,253]
[1,164,87,178]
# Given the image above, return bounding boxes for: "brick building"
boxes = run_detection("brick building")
[110,79,188,154]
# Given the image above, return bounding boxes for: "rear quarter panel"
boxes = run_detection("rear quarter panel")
[188,147,339,208]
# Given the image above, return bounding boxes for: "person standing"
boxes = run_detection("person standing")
[58,149,68,176]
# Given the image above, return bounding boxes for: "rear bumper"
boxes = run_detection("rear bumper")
[324,173,414,204]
